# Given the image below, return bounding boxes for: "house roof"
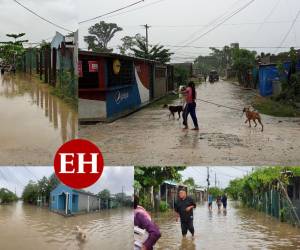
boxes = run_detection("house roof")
[79,50,166,65]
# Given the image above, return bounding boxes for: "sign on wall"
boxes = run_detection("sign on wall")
[88,61,99,72]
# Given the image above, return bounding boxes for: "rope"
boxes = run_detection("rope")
[196,98,242,111]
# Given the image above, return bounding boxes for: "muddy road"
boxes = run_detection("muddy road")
[0,73,77,165]
[152,201,300,250]
[80,80,300,165]
[0,201,132,250]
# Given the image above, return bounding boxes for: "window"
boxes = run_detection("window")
[79,59,99,89]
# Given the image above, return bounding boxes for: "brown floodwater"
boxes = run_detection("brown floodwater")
[80,80,300,165]
[0,201,132,250]
[0,73,77,165]
[152,201,300,250]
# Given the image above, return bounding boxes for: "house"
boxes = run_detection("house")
[160,180,187,209]
[50,184,100,215]
[78,51,174,122]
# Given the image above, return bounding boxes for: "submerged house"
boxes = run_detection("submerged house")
[50,184,100,215]
[78,51,174,122]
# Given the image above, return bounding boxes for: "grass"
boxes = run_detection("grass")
[253,96,300,117]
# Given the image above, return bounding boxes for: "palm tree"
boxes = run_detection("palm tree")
[131,39,173,64]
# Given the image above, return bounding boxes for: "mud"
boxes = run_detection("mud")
[0,201,132,250]
[0,73,77,165]
[153,201,300,250]
[80,80,300,165]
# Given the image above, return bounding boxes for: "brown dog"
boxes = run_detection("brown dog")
[243,107,264,132]
[163,104,183,119]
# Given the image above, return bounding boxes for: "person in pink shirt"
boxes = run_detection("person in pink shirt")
[182,81,199,130]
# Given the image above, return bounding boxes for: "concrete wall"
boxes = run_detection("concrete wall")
[77,193,100,212]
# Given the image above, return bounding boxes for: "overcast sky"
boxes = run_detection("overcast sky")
[79,0,300,62]
[181,166,253,189]
[0,166,134,197]
[1,0,299,61]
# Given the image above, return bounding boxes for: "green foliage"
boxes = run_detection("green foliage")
[98,189,111,200]
[226,167,300,202]
[0,188,18,204]
[208,187,223,199]
[159,201,170,212]
[183,177,196,188]
[118,33,145,55]
[174,66,189,85]
[84,21,123,52]
[22,174,60,204]
[135,166,185,190]
[131,39,173,63]
[0,33,28,65]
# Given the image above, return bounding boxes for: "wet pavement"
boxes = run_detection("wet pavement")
[152,201,300,250]
[0,73,77,165]
[0,201,132,250]
[80,80,300,165]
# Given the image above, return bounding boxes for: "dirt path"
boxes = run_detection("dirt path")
[80,80,300,166]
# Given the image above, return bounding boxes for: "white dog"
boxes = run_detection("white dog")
[76,226,87,242]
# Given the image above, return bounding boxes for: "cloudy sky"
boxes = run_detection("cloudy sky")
[0,0,78,45]
[1,0,299,61]
[181,166,253,188]
[79,0,300,62]
[0,166,134,197]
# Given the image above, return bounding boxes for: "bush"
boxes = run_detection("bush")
[159,201,170,212]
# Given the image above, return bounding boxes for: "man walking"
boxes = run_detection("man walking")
[175,189,196,238]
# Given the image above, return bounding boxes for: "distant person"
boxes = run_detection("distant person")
[175,189,196,238]
[134,195,161,250]
[208,193,213,211]
[203,73,207,82]
[221,194,228,210]
[181,81,199,130]
[216,195,222,210]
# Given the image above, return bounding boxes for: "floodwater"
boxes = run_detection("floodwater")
[0,201,132,250]
[80,80,300,165]
[152,201,300,250]
[0,73,77,165]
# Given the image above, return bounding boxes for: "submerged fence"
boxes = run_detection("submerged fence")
[19,47,76,100]
[244,185,300,226]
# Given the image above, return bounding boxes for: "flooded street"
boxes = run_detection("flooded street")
[153,201,300,250]
[0,73,77,165]
[0,201,132,250]
[80,80,300,165]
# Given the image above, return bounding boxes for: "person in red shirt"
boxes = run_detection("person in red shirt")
[182,81,199,130]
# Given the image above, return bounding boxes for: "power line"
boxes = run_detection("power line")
[79,0,146,24]
[276,8,300,52]
[179,0,256,49]
[12,0,73,33]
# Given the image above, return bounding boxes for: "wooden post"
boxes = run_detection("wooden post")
[39,49,43,80]
[44,48,49,83]
[52,48,57,86]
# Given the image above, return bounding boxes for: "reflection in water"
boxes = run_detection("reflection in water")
[0,201,132,250]
[0,73,77,164]
[153,201,300,250]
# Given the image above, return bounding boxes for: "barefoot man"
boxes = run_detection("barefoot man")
[175,189,196,238]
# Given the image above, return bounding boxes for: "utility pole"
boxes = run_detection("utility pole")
[215,173,217,187]
[143,24,151,53]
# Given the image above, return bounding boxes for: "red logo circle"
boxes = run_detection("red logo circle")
[54,139,104,189]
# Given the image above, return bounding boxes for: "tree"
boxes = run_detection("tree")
[231,48,256,86]
[22,181,39,204]
[84,21,123,52]
[118,33,146,55]
[98,189,111,200]
[135,166,185,210]
[0,188,18,203]
[183,177,196,188]
[131,39,173,63]
[0,33,28,65]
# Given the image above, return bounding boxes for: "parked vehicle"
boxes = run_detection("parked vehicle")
[209,70,219,83]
